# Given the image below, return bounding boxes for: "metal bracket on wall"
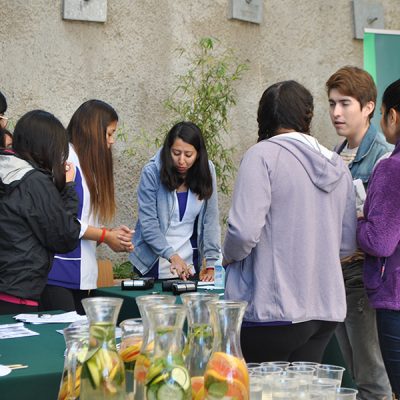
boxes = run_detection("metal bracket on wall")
[228,0,263,24]
[353,0,384,39]
[63,0,107,23]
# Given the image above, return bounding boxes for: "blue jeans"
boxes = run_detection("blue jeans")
[376,309,400,397]
[336,263,392,400]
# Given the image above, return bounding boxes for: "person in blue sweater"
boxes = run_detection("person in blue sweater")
[129,121,220,282]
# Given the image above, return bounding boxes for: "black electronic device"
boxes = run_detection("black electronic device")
[171,281,197,295]
[161,279,186,292]
[121,277,155,290]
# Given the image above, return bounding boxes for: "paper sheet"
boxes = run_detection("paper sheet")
[13,311,87,325]
[0,322,40,339]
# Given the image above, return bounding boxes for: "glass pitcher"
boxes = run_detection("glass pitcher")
[134,294,176,400]
[80,297,125,400]
[145,304,191,400]
[180,292,219,400]
[57,321,89,400]
[204,300,249,400]
[119,318,144,400]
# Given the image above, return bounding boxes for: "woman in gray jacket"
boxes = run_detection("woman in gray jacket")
[130,122,220,281]
[223,81,357,362]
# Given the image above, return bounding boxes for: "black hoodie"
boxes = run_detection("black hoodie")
[0,149,80,301]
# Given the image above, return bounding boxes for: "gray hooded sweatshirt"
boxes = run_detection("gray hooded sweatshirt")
[223,133,357,323]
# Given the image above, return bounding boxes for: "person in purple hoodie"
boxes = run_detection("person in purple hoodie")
[223,80,357,363]
[357,79,400,398]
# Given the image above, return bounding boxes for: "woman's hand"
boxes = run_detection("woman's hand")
[169,254,193,280]
[199,268,214,282]
[105,226,134,252]
[65,162,75,183]
[112,225,134,252]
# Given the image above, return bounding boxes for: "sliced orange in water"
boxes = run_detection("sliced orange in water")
[194,386,205,400]
[226,378,249,400]
[191,376,204,395]
[206,352,249,387]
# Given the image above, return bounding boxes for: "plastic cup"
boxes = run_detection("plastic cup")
[316,364,345,388]
[250,375,263,400]
[271,376,300,399]
[335,387,358,399]
[262,361,291,369]
[252,365,283,399]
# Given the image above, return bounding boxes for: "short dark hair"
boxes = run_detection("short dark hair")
[13,110,69,191]
[382,78,400,120]
[0,128,12,148]
[326,66,377,120]
[160,121,213,200]
[257,80,314,142]
[0,91,7,115]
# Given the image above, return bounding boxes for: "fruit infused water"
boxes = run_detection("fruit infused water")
[204,300,249,400]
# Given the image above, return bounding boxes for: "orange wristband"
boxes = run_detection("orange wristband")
[98,228,107,244]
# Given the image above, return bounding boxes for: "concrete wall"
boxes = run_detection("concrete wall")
[1,0,399,264]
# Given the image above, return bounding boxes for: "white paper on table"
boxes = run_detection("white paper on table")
[13,311,87,325]
[0,322,40,339]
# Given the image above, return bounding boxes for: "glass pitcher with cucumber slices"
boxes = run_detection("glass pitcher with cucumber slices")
[204,300,249,400]
[134,295,176,400]
[145,304,191,400]
[80,297,125,400]
[57,321,89,400]
[180,292,219,400]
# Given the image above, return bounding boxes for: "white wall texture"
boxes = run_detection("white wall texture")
[1,0,399,264]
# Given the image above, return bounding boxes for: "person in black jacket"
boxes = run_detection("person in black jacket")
[0,110,81,315]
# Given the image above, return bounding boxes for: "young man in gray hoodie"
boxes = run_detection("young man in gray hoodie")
[223,80,357,363]
[326,66,392,400]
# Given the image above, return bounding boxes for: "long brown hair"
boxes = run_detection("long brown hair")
[68,100,117,224]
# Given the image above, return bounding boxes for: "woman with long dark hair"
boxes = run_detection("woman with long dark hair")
[130,121,220,281]
[357,79,400,397]
[42,100,134,314]
[0,110,80,314]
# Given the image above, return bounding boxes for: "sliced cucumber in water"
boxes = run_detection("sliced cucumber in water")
[171,366,190,391]
[207,381,228,398]
[147,385,158,400]
[157,382,184,400]
[85,358,101,389]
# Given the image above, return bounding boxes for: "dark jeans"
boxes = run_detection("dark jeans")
[241,320,338,363]
[40,285,91,315]
[377,309,400,397]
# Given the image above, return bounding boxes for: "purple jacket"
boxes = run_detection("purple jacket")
[357,140,400,310]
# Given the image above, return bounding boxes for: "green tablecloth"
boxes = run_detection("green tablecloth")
[0,314,68,400]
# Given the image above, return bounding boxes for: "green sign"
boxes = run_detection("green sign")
[364,29,400,129]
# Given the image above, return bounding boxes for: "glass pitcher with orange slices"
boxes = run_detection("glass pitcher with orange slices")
[204,300,249,400]
[133,295,176,400]
[180,292,219,400]
[119,318,144,400]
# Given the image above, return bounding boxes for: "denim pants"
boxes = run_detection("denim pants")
[335,263,392,400]
[376,309,400,397]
